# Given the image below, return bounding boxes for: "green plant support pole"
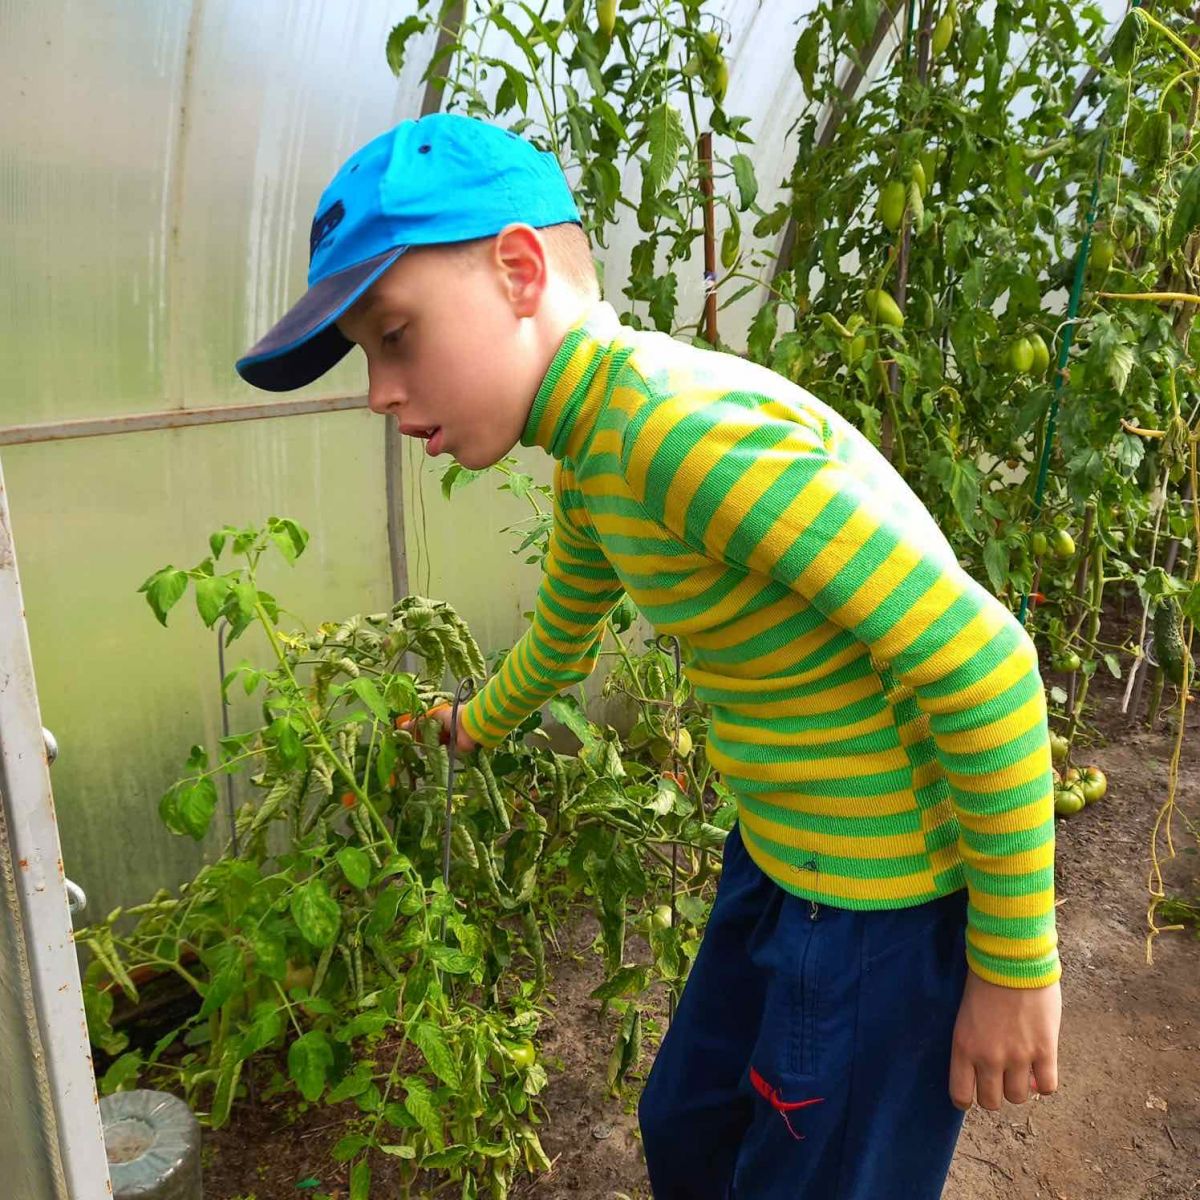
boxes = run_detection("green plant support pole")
[1018,0,1147,626]
[1018,136,1108,627]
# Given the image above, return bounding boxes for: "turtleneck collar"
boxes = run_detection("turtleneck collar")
[520,301,624,462]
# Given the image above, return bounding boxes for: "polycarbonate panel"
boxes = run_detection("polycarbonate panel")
[3,409,394,918]
[0,0,442,425]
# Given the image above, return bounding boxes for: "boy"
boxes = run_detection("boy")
[237,113,1061,1199]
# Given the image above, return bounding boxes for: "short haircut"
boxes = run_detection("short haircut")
[447,222,600,298]
[537,222,601,297]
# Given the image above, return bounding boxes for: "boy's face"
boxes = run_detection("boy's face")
[336,228,554,471]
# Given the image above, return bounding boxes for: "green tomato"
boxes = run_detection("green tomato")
[1078,767,1107,804]
[877,180,907,232]
[1049,732,1069,765]
[713,56,729,102]
[1051,528,1076,559]
[1031,531,1048,557]
[1028,332,1051,375]
[931,10,955,55]
[650,727,693,764]
[865,288,905,328]
[650,904,673,931]
[598,0,617,38]
[919,149,938,190]
[1008,337,1035,374]
[910,159,928,198]
[1054,788,1085,817]
[1090,233,1116,272]
[508,1041,536,1069]
[1056,651,1082,673]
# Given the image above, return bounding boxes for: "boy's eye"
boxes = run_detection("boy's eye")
[381,327,405,350]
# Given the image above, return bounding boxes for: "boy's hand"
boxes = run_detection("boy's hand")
[949,971,1061,1111]
[398,704,478,755]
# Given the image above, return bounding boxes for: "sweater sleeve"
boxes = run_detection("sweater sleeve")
[459,460,627,749]
[622,394,1059,988]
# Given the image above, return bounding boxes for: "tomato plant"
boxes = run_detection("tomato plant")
[85,518,732,1195]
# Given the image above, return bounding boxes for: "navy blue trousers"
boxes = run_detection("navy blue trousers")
[639,823,969,1199]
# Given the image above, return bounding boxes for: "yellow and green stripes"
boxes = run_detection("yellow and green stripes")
[460,301,1059,988]
[458,459,626,747]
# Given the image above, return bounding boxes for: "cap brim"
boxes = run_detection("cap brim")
[235,246,408,392]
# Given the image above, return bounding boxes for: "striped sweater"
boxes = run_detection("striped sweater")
[459,302,1059,989]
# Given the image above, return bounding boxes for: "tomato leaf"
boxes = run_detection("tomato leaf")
[379,1144,416,1158]
[349,677,390,723]
[337,847,372,891]
[194,573,232,627]
[198,948,244,1020]
[349,1160,372,1200]
[590,964,650,1003]
[175,777,218,841]
[366,886,405,939]
[1109,8,1147,75]
[336,1010,392,1042]
[1168,163,1200,251]
[731,153,758,211]
[288,1030,334,1102]
[547,695,602,751]
[385,15,426,76]
[793,23,819,95]
[138,566,188,626]
[249,928,286,981]
[404,1076,444,1148]
[413,1021,461,1088]
[426,944,477,974]
[983,539,1010,594]
[643,101,685,194]
[239,1002,283,1059]
[99,1050,142,1096]
[291,879,340,948]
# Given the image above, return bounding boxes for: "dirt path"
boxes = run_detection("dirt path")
[520,701,1200,1200]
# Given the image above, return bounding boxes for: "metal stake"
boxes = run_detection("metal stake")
[653,634,683,1024]
[440,677,475,940]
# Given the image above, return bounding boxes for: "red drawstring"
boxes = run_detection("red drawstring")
[749,1066,825,1141]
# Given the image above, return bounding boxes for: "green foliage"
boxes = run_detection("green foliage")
[94,520,726,1196]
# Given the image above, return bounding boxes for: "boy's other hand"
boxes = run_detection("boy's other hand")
[397,704,478,755]
[949,971,1061,1111]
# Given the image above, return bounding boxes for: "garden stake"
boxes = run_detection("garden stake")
[699,131,718,346]
[216,619,256,1107]
[654,633,683,1023]
[216,621,240,858]
[1018,136,1108,626]
[441,676,475,941]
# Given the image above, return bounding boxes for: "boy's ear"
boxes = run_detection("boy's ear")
[492,224,548,318]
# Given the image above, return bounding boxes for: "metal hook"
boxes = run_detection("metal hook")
[65,879,87,921]
[652,633,683,691]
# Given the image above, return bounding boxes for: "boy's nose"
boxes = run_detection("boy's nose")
[367,389,403,415]
[366,365,405,415]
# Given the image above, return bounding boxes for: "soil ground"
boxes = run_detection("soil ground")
[202,668,1200,1200]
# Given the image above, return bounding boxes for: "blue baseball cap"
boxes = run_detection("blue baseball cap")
[236,113,582,392]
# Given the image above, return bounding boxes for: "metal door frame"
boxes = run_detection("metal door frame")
[0,458,112,1197]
